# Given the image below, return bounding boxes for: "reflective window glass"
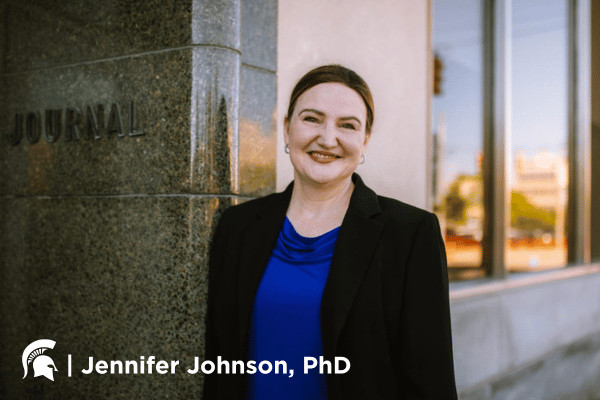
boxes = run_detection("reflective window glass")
[432,0,485,281]
[507,0,568,272]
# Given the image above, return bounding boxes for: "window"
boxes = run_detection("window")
[507,0,569,273]
[432,0,486,281]
[432,0,590,281]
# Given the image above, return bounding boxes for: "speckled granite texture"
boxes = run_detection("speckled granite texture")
[0,0,276,398]
[241,0,277,72]
[0,0,247,74]
[0,49,203,196]
[0,195,233,399]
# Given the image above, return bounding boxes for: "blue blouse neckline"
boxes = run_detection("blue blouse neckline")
[271,217,341,262]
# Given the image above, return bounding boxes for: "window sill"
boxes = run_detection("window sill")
[449,263,600,303]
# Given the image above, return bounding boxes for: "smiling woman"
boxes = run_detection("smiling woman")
[203,65,458,399]
[286,83,366,174]
[284,81,370,237]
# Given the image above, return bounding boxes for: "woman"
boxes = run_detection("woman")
[203,65,458,399]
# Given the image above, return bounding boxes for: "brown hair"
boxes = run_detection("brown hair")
[286,64,375,134]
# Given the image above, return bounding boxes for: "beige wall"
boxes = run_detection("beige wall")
[277,0,431,208]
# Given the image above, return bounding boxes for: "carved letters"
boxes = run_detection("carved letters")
[7,101,144,145]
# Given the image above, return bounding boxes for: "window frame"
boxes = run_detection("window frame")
[437,0,592,281]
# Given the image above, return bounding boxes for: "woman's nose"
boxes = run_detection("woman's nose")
[317,122,338,148]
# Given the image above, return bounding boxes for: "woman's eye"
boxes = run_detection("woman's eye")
[303,116,319,123]
[341,123,356,130]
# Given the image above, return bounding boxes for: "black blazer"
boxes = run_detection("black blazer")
[203,174,457,399]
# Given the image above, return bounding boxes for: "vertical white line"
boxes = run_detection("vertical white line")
[190,1,199,184]
[576,0,591,264]
[426,0,434,212]
[68,354,72,377]
[190,50,198,184]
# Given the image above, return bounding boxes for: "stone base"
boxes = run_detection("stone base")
[459,331,600,400]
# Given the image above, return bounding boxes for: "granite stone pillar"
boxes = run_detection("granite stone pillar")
[0,1,277,398]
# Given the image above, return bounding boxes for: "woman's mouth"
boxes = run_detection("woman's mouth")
[308,151,340,163]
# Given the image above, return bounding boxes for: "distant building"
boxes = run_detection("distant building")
[513,151,567,245]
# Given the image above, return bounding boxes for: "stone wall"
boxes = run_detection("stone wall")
[0,1,276,398]
[451,267,600,399]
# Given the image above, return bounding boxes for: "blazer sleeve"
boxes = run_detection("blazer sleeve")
[202,209,229,399]
[395,212,458,399]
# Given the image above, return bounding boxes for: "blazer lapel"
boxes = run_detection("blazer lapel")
[236,183,293,352]
[321,174,383,356]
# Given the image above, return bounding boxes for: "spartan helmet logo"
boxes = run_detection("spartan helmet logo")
[22,339,57,381]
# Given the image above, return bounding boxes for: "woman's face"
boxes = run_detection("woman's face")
[285,82,370,187]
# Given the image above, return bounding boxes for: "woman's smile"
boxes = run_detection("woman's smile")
[308,150,341,163]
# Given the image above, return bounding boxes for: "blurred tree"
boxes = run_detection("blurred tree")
[441,174,482,226]
[510,191,556,232]
[445,189,466,224]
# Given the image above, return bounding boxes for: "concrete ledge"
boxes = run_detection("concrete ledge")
[458,330,600,400]
[449,265,600,390]
[450,264,600,302]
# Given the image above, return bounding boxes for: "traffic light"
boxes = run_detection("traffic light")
[434,55,443,95]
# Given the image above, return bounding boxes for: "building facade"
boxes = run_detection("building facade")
[1,0,599,399]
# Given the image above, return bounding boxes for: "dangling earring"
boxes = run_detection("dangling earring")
[359,154,365,164]
[284,143,290,154]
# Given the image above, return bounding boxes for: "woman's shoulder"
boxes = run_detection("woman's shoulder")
[350,174,439,235]
[373,194,439,233]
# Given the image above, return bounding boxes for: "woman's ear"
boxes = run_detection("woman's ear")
[364,132,371,147]
[284,116,290,143]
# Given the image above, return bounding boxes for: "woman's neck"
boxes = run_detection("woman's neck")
[286,174,354,237]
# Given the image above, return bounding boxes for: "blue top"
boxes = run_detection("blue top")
[246,217,341,400]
